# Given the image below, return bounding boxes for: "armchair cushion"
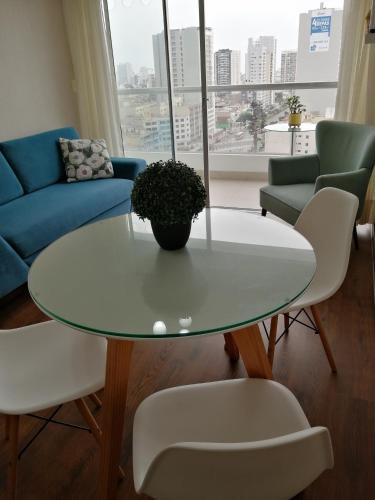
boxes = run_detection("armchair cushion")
[269,155,319,186]
[260,183,315,226]
[315,168,369,215]
[316,121,375,175]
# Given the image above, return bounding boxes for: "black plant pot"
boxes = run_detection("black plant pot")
[151,220,192,251]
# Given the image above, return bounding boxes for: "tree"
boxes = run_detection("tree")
[237,100,266,152]
[275,92,284,106]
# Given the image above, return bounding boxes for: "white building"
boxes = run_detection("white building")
[214,49,241,86]
[153,27,214,88]
[245,36,276,106]
[152,27,215,143]
[296,4,343,117]
[265,129,316,155]
[137,67,155,88]
[280,50,297,83]
[117,62,135,87]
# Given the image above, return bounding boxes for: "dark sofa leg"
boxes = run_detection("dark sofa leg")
[353,224,359,250]
[261,208,267,217]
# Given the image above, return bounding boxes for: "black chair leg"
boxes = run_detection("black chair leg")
[353,224,359,250]
[261,208,267,217]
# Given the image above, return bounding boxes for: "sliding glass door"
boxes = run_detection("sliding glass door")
[107,0,344,208]
[107,0,174,159]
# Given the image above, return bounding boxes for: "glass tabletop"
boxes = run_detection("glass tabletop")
[28,208,315,339]
[264,122,316,133]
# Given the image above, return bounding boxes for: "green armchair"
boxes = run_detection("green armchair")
[260,120,375,236]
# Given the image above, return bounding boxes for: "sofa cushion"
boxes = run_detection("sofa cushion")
[0,178,133,258]
[260,183,315,226]
[0,127,79,193]
[0,152,24,205]
[59,138,114,182]
[22,199,133,266]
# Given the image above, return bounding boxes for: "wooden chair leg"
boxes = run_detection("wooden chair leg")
[310,305,337,373]
[75,399,125,479]
[223,333,240,362]
[283,313,289,333]
[88,393,102,409]
[267,316,279,367]
[7,415,20,500]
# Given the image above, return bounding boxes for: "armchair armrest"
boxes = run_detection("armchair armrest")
[111,157,147,181]
[269,154,320,185]
[314,168,369,214]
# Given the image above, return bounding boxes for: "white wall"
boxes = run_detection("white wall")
[0,0,78,141]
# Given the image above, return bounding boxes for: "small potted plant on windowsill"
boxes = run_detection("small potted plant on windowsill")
[287,95,306,128]
[131,159,206,250]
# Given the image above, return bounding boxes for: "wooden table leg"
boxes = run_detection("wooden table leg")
[232,324,273,379]
[98,339,133,500]
[223,333,240,362]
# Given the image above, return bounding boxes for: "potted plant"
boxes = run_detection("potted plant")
[286,95,306,128]
[131,159,206,250]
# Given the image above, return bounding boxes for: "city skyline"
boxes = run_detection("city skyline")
[109,0,344,74]
[112,3,343,156]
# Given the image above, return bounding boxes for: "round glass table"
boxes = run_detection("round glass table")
[28,208,315,499]
[264,122,316,155]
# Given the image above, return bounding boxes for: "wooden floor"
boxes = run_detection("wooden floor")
[0,225,374,499]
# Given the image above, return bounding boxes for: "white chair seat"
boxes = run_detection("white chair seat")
[133,378,333,500]
[0,320,106,415]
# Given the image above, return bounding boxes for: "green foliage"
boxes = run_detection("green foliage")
[131,160,207,225]
[237,100,266,152]
[286,95,306,114]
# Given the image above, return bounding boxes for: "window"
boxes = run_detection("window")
[108,0,344,206]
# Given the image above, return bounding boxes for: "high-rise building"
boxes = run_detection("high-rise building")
[280,50,297,83]
[116,62,135,87]
[296,5,343,116]
[137,67,155,88]
[153,27,214,88]
[214,49,241,86]
[245,36,277,106]
[153,27,215,141]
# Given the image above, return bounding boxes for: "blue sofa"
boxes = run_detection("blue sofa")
[0,127,146,298]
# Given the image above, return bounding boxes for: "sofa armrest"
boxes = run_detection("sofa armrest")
[269,154,320,185]
[314,168,369,215]
[111,157,147,181]
[0,235,29,298]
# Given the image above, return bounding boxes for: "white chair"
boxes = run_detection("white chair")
[0,320,107,499]
[133,378,334,500]
[267,187,359,371]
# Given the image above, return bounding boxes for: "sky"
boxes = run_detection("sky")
[108,0,344,73]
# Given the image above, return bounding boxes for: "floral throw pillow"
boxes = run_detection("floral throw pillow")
[59,138,114,182]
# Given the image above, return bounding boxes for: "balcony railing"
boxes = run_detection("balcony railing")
[117,81,338,95]
[116,81,338,176]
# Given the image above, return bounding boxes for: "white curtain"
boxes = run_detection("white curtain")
[335,0,375,223]
[62,0,123,156]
